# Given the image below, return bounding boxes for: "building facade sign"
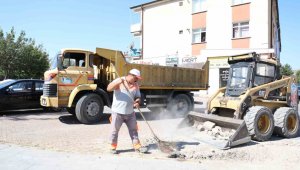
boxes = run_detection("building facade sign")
[166,57,179,66]
[182,57,197,63]
[219,68,230,88]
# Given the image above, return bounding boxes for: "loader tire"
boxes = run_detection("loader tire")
[75,93,104,124]
[273,107,299,138]
[166,94,192,117]
[244,106,274,141]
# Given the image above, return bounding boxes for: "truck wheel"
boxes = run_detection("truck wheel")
[244,106,274,141]
[66,107,75,115]
[75,93,104,124]
[148,107,162,113]
[274,107,299,138]
[166,94,192,117]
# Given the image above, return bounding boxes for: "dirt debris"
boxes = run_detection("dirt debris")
[192,121,236,140]
[202,121,216,130]
[180,147,251,161]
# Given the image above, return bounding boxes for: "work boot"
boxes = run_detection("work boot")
[133,142,148,153]
[135,146,148,153]
[110,143,118,154]
[110,148,118,154]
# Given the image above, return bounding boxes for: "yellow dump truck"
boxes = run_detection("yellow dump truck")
[41,48,209,124]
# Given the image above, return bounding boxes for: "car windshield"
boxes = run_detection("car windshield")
[0,79,16,89]
[228,66,248,89]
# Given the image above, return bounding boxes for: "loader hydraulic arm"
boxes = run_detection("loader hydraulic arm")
[248,77,291,100]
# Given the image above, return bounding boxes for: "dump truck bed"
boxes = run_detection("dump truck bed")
[96,47,209,90]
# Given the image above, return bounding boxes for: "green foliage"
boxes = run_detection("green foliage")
[0,27,49,79]
[295,70,300,84]
[280,64,293,76]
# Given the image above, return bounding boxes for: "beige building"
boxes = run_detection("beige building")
[130,0,281,94]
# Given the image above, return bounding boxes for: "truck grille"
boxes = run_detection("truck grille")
[43,84,57,97]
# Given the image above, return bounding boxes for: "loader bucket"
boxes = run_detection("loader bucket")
[177,111,251,149]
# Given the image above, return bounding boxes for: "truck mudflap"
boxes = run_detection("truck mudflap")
[177,111,251,149]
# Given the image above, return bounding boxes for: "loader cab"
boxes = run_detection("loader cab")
[253,62,276,86]
[225,53,277,97]
[226,61,254,96]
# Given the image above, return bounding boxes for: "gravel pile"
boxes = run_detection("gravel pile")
[191,120,236,142]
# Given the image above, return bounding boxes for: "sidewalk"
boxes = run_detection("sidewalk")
[0,144,202,170]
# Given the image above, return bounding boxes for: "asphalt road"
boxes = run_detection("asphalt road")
[0,144,201,170]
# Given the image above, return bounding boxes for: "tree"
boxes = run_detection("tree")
[295,70,300,84]
[0,27,49,79]
[280,64,293,76]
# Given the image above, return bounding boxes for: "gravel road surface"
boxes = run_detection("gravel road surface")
[1,105,300,169]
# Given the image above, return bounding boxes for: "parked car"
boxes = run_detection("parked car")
[0,79,44,111]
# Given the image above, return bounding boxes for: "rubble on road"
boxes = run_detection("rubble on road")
[193,121,236,140]
[202,121,216,131]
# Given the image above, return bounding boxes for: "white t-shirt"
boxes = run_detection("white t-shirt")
[111,77,141,114]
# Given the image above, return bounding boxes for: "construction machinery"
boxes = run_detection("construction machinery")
[41,47,209,124]
[179,52,299,149]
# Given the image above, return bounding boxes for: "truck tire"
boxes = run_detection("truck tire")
[148,107,162,113]
[66,107,75,115]
[166,94,192,117]
[244,106,274,141]
[273,107,299,138]
[75,93,104,124]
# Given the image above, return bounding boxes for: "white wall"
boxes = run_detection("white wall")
[250,0,269,48]
[142,0,191,65]
[206,0,232,49]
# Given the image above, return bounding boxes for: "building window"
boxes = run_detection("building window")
[233,22,249,38]
[232,0,250,6]
[192,28,206,43]
[192,0,207,13]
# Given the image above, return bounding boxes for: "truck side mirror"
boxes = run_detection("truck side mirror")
[57,56,63,70]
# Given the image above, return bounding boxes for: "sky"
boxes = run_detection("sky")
[0,0,299,69]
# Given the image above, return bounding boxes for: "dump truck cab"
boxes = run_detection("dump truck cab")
[41,49,114,124]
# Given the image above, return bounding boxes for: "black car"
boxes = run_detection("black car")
[0,79,44,111]
[298,84,300,99]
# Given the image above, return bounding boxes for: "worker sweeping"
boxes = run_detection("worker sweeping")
[107,68,148,154]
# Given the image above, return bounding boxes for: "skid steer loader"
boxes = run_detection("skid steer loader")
[179,52,299,149]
